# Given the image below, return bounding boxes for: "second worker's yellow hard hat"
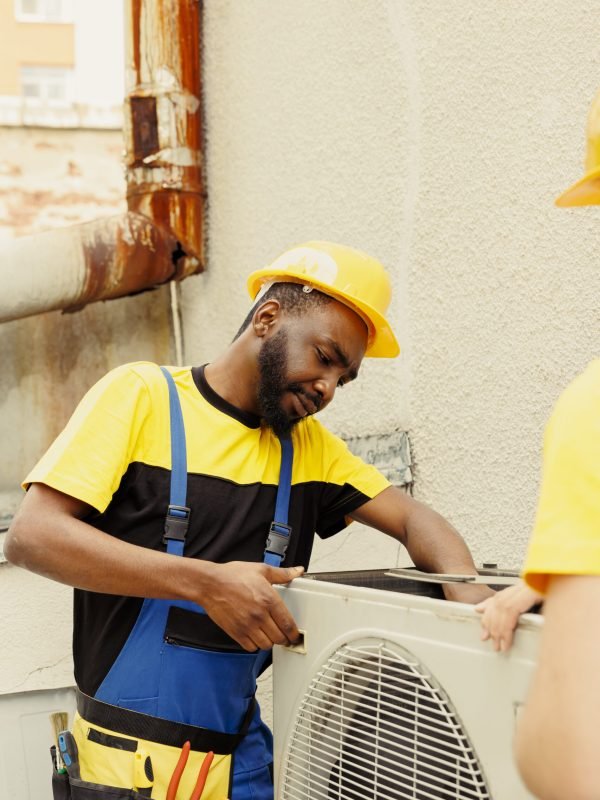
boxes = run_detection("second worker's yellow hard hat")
[247,241,400,358]
[556,88,600,207]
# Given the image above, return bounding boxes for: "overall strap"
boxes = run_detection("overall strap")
[264,434,294,567]
[160,367,190,557]
[160,366,295,566]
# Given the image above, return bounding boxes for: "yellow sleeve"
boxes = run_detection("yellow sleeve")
[310,420,391,498]
[524,361,600,593]
[23,363,154,513]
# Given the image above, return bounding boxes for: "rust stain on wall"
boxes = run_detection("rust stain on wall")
[1,288,174,489]
[0,128,126,238]
[0,187,123,234]
[130,0,142,75]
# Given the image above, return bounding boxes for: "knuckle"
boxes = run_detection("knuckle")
[280,618,296,635]
[248,608,266,625]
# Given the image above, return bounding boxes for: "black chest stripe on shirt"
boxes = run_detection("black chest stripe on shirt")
[76,461,370,695]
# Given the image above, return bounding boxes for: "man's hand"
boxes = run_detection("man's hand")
[475,580,542,652]
[201,562,304,652]
[6,484,304,654]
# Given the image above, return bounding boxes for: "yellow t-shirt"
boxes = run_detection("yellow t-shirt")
[24,361,391,694]
[524,360,600,593]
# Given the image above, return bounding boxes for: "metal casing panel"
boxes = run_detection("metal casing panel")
[273,576,540,800]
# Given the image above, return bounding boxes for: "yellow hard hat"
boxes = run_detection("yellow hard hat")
[556,88,600,207]
[247,241,400,358]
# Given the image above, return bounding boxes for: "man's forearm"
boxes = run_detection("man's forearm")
[401,499,493,603]
[351,487,491,602]
[6,493,210,602]
[402,499,477,574]
[6,483,304,651]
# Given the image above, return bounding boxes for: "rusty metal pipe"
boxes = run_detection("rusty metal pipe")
[0,212,185,323]
[125,0,204,263]
[0,0,204,325]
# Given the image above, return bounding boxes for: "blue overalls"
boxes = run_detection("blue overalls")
[66,368,294,799]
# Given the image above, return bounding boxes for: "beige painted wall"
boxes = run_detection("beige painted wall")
[0,0,74,95]
[181,0,600,577]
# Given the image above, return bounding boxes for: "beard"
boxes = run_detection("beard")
[257,328,295,437]
[257,328,324,436]
[258,328,323,436]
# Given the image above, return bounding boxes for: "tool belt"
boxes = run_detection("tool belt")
[51,690,254,799]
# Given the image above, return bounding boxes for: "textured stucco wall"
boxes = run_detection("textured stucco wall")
[181,0,418,575]
[181,0,413,424]
[407,1,600,568]
[181,0,600,577]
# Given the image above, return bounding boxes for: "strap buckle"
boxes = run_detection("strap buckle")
[265,521,292,559]
[163,505,191,544]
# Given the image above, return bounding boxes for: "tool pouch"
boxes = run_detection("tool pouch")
[51,746,72,800]
[51,769,71,799]
[53,775,150,799]
[52,746,151,800]
[67,779,150,799]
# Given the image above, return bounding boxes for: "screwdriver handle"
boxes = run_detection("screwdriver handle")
[58,731,81,781]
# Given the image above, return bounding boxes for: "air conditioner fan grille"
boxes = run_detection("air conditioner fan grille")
[280,638,491,800]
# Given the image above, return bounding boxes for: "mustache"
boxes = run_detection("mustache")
[288,383,323,412]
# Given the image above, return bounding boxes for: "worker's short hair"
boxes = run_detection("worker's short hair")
[233,282,332,340]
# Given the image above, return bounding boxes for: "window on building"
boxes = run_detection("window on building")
[15,0,73,23]
[20,66,73,104]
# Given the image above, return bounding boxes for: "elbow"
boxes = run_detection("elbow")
[4,518,26,566]
[514,737,556,800]
[517,752,599,800]
[4,513,39,568]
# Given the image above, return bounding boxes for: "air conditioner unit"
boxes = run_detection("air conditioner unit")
[273,569,541,800]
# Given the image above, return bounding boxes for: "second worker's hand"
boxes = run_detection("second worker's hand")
[200,561,304,652]
[475,580,543,652]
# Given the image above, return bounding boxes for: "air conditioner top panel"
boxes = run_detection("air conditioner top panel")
[290,568,542,633]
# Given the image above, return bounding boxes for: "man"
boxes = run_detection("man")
[477,90,600,799]
[6,241,489,799]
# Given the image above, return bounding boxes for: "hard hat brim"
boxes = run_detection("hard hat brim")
[555,166,600,207]
[247,269,400,359]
